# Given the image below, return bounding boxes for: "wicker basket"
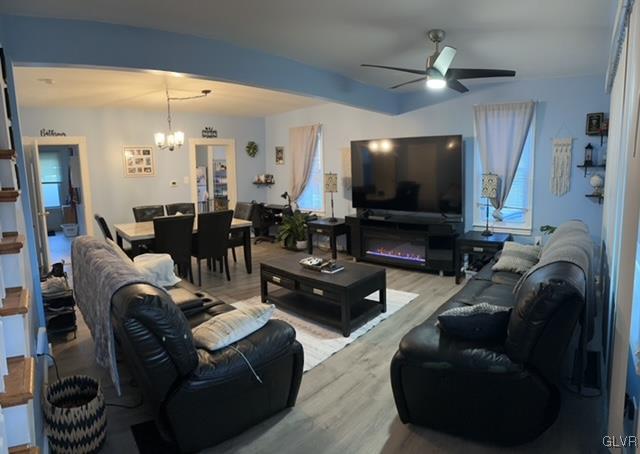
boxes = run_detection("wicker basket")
[43,375,107,454]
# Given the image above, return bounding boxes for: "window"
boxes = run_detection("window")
[297,132,324,212]
[39,151,64,208]
[473,119,535,233]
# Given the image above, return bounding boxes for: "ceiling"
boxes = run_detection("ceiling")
[0,0,612,90]
[13,67,322,115]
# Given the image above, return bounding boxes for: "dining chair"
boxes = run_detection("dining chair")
[165,202,196,216]
[153,215,195,282]
[192,210,233,286]
[132,205,165,222]
[228,202,254,262]
[94,213,134,257]
[94,213,114,241]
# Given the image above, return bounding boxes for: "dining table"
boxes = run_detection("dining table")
[114,217,254,273]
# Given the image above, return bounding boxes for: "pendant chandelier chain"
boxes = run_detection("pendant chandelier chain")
[166,86,173,132]
[155,86,211,150]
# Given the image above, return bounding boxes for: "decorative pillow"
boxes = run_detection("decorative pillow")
[437,303,512,341]
[492,241,540,274]
[192,301,274,351]
[133,253,181,287]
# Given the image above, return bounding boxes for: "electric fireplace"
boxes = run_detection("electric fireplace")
[363,232,426,265]
[346,215,462,274]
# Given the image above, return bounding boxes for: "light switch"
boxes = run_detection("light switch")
[183,176,189,184]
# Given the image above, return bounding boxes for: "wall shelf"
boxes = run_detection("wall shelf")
[253,181,274,187]
[585,194,604,204]
[577,163,606,177]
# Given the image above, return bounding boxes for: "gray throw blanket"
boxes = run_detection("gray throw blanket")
[514,220,593,297]
[71,236,162,395]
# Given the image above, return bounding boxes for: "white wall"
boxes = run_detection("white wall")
[17,107,266,227]
[265,75,609,237]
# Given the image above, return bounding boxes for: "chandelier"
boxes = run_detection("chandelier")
[154,87,211,150]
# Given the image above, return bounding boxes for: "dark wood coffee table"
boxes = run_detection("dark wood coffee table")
[261,253,386,336]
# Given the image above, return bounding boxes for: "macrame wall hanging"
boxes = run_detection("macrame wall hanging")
[550,138,573,196]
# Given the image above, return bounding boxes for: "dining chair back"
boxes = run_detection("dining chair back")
[132,205,165,222]
[228,202,255,262]
[192,210,234,285]
[95,213,135,257]
[234,202,254,221]
[94,214,113,241]
[166,203,196,216]
[153,215,195,281]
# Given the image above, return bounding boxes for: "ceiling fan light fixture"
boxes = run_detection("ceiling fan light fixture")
[426,68,446,89]
[361,28,515,94]
[426,78,446,89]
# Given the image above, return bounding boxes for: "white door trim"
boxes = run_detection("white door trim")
[188,138,237,211]
[24,136,94,237]
[21,138,50,271]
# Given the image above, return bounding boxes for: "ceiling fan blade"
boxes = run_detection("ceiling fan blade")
[432,46,457,76]
[389,77,426,89]
[447,79,469,93]
[447,68,516,80]
[361,64,426,75]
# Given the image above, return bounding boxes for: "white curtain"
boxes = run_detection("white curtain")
[289,124,321,204]
[473,101,535,219]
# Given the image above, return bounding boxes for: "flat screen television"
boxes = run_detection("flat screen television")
[350,135,463,216]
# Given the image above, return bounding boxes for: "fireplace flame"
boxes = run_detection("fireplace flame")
[365,247,426,263]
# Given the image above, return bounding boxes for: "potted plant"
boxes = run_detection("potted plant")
[539,225,557,246]
[277,211,308,250]
[540,225,557,235]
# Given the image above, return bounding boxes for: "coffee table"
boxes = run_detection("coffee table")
[261,253,386,337]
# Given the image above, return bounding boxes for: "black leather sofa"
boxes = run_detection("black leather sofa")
[111,283,304,452]
[390,221,593,445]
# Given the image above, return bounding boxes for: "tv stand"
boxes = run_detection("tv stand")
[346,215,463,273]
[367,214,391,221]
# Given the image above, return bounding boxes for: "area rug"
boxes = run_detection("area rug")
[237,288,419,371]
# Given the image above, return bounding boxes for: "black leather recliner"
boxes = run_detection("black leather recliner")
[111,283,304,452]
[390,222,592,445]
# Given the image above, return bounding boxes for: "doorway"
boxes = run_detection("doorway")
[23,136,93,274]
[189,138,237,213]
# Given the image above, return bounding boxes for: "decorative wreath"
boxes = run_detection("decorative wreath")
[246,141,258,158]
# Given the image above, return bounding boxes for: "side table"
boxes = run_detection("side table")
[454,231,512,284]
[307,218,351,260]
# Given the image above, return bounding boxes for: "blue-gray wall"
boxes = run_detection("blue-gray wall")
[18,107,266,227]
[265,75,609,237]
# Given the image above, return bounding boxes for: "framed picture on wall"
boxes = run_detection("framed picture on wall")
[123,146,155,177]
[586,112,604,136]
[275,146,284,165]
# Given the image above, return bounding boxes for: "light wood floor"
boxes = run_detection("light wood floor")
[52,242,608,454]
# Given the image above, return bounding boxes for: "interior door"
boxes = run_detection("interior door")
[22,139,50,273]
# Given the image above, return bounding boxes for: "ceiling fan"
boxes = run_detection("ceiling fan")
[361,29,516,93]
